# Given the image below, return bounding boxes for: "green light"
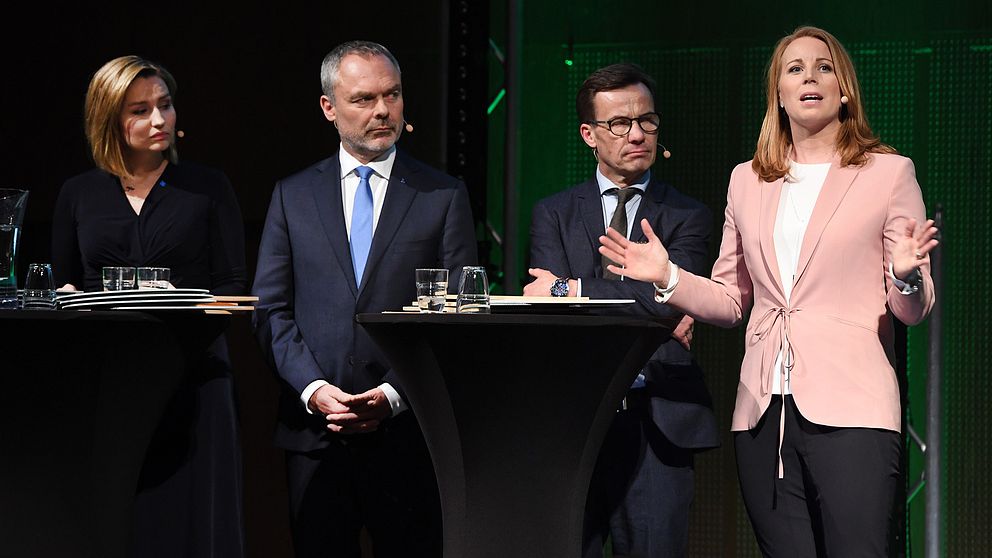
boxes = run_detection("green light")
[487,88,506,116]
[971,45,992,52]
[565,59,573,66]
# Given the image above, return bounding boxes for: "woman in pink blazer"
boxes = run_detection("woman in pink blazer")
[600,26,937,557]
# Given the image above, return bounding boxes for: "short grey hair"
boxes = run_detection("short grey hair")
[320,40,402,101]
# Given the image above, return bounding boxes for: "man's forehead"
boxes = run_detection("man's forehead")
[593,86,655,117]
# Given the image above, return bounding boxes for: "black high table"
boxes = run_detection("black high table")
[0,310,229,558]
[357,312,672,558]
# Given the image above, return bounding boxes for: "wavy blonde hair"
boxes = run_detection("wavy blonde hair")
[752,26,894,182]
[84,55,178,179]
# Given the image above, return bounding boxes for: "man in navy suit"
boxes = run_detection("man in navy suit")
[252,41,477,558]
[523,63,719,557]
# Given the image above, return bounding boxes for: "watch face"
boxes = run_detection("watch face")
[551,278,568,297]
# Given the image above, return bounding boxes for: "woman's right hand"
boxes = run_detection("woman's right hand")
[598,219,672,286]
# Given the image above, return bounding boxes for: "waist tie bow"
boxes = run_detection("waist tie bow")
[752,306,800,479]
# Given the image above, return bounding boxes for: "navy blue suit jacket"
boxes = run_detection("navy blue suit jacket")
[253,149,477,452]
[530,177,719,450]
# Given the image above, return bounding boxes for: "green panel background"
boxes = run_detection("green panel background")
[487,2,990,555]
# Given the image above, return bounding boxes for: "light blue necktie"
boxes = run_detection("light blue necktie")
[350,166,375,287]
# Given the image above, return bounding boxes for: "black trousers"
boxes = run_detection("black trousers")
[735,395,901,558]
[285,413,441,558]
[584,397,695,558]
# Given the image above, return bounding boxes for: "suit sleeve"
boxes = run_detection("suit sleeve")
[529,200,572,276]
[51,181,84,289]
[207,170,247,295]
[440,182,480,291]
[884,158,935,324]
[380,181,478,394]
[581,202,713,321]
[251,182,326,395]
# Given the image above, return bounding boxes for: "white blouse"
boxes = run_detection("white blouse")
[770,160,831,395]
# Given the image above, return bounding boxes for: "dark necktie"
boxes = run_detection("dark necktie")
[602,187,641,280]
[350,166,375,287]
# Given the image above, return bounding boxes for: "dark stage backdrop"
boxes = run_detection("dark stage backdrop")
[1,4,450,557]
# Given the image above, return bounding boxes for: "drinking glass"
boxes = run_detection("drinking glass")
[456,266,490,314]
[22,263,56,310]
[102,266,136,291]
[415,268,448,313]
[137,267,171,289]
[0,189,29,309]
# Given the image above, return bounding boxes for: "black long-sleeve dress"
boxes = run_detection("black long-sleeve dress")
[52,161,247,558]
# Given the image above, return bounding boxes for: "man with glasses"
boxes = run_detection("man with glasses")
[523,63,718,557]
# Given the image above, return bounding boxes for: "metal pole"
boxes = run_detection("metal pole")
[925,205,944,558]
[502,0,521,293]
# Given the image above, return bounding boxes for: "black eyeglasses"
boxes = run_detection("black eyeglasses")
[586,112,661,136]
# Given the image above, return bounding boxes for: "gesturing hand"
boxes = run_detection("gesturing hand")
[598,219,671,286]
[891,218,939,280]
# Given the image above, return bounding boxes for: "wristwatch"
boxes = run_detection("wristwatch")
[550,277,570,297]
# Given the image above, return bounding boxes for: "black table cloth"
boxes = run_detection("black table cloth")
[0,310,228,558]
[357,312,672,558]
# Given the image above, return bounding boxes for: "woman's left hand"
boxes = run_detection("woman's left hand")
[891,218,939,279]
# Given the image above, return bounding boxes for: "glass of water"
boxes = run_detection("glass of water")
[22,263,56,310]
[102,266,136,291]
[415,268,448,313]
[137,267,170,289]
[456,266,490,314]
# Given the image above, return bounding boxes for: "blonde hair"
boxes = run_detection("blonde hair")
[84,55,178,178]
[752,26,895,182]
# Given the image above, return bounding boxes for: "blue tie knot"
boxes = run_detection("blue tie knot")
[355,165,375,181]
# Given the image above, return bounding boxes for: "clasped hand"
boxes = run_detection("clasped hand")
[309,384,391,434]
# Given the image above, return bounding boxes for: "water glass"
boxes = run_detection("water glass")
[137,267,170,289]
[102,266,135,291]
[415,268,448,313]
[456,266,490,314]
[23,263,56,310]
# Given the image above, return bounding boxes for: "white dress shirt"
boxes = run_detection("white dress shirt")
[300,145,406,416]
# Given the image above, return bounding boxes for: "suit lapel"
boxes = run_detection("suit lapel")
[630,179,665,243]
[577,179,606,265]
[311,154,359,297]
[759,176,787,300]
[793,160,859,288]
[358,152,418,294]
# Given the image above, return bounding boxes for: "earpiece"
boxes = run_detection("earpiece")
[177,130,185,138]
[404,121,414,133]
[659,144,671,159]
[840,95,849,105]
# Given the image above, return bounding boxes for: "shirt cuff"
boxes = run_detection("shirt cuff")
[889,262,921,295]
[653,263,681,303]
[378,383,408,416]
[301,379,330,414]
[575,278,582,297]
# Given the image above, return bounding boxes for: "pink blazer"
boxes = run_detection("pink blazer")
[669,153,934,432]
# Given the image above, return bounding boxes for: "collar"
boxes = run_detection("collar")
[596,167,650,195]
[338,144,397,180]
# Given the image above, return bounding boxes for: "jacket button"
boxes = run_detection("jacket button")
[347,356,354,365]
